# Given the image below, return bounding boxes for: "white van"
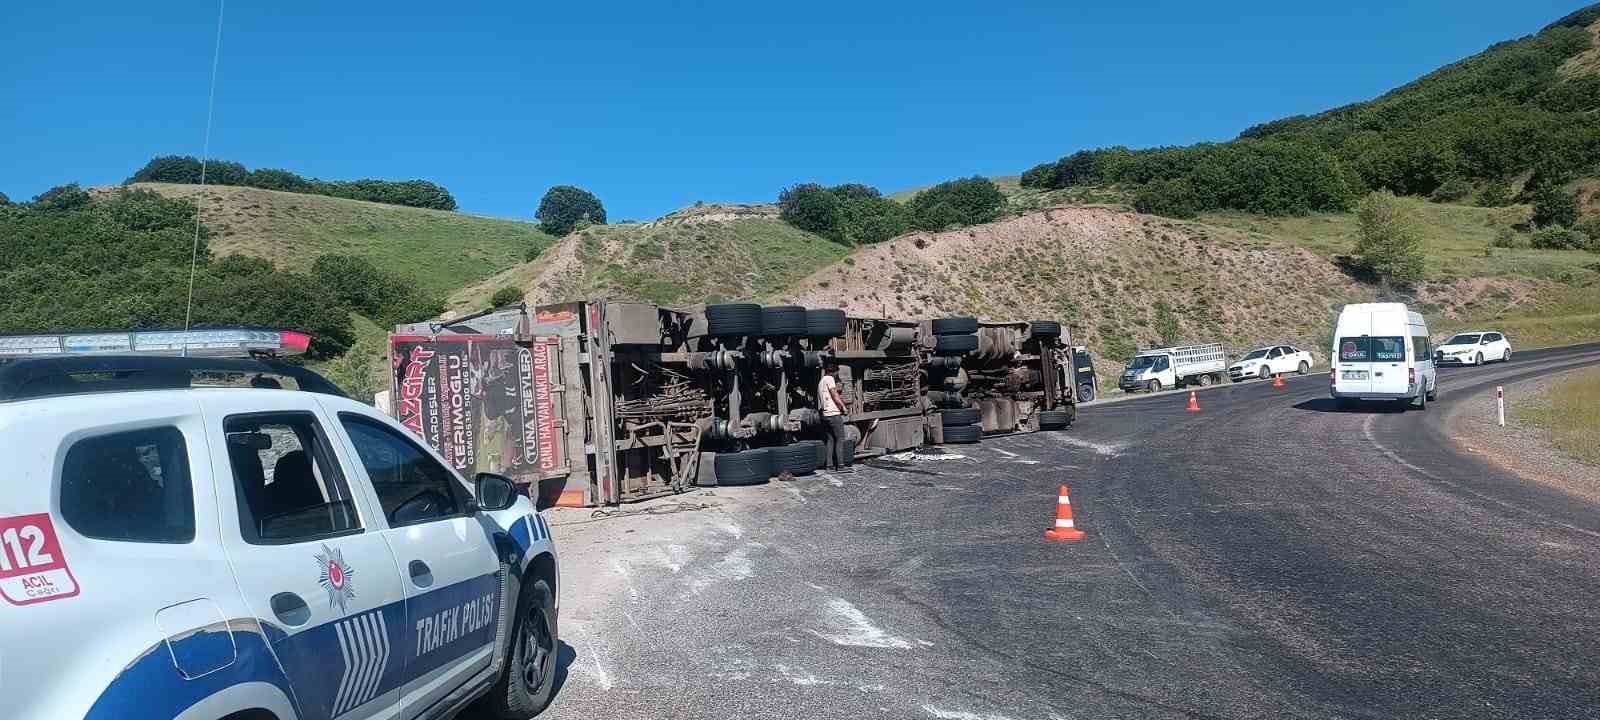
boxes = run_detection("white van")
[1329,303,1436,410]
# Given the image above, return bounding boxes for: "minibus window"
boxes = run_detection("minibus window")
[1339,336,1404,362]
[1372,337,1405,361]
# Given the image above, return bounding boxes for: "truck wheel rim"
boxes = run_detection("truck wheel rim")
[520,603,554,694]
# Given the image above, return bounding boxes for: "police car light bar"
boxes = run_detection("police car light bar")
[0,328,311,358]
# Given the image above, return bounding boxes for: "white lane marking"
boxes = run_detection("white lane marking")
[992,449,1019,458]
[825,475,845,487]
[1051,435,1123,456]
[884,451,971,462]
[809,597,911,649]
[921,705,1021,720]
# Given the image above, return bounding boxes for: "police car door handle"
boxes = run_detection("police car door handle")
[270,592,311,627]
[409,560,434,588]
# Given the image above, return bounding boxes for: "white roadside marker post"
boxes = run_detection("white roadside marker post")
[1497,385,1505,427]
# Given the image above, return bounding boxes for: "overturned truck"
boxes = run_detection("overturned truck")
[387,300,1078,507]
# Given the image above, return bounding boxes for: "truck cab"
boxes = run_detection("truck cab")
[0,330,561,720]
[1071,346,1097,402]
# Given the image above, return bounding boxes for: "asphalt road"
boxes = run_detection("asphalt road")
[510,343,1600,720]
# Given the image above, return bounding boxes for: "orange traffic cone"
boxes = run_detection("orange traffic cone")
[1185,390,1201,412]
[1044,485,1087,541]
[1272,373,1285,389]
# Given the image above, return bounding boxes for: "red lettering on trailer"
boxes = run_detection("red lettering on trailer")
[399,346,435,437]
[533,341,559,471]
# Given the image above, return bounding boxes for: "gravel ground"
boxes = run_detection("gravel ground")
[1445,369,1600,504]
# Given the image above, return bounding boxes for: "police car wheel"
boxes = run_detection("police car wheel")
[487,577,557,718]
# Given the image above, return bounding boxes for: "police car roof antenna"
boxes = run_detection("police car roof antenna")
[180,0,228,357]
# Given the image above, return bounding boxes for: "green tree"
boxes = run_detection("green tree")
[30,183,92,211]
[909,176,1005,230]
[1530,184,1579,228]
[1354,191,1425,287]
[127,155,205,184]
[1429,177,1473,203]
[777,183,843,238]
[246,168,311,192]
[1477,180,1515,207]
[1529,225,1588,250]
[490,286,524,307]
[536,185,607,236]
[1153,300,1181,346]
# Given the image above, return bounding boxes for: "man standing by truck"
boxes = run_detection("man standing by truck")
[820,361,853,472]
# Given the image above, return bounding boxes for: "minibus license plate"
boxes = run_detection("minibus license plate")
[1342,370,1367,380]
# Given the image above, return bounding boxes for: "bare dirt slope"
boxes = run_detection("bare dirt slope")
[781,206,1373,361]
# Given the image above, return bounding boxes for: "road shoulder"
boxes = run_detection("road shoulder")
[1443,368,1600,505]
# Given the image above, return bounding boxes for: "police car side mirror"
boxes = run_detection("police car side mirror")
[474,473,519,512]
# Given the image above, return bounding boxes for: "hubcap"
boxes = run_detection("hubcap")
[519,605,553,694]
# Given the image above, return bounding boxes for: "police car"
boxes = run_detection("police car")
[0,329,560,720]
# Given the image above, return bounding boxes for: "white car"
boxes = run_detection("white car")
[1228,344,1315,382]
[0,330,560,720]
[1433,330,1512,366]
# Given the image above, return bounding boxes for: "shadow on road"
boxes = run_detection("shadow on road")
[1293,398,1409,414]
[550,640,577,705]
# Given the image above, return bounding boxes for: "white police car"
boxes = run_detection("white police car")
[0,329,560,720]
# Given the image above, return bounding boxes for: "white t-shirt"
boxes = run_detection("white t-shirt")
[819,375,841,416]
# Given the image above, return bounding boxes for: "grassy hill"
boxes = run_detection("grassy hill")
[451,204,849,311]
[120,183,554,298]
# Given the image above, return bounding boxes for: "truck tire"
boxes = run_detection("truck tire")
[706,303,763,337]
[940,424,981,444]
[1028,320,1061,338]
[479,575,557,719]
[931,317,978,335]
[815,438,828,468]
[760,305,807,336]
[940,407,981,426]
[1037,409,1071,430]
[803,308,848,338]
[713,448,773,485]
[928,389,964,407]
[1198,374,1213,387]
[1078,383,1095,402]
[772,441,822,475]
[934,333,978,355]
[1148,379,1162,393]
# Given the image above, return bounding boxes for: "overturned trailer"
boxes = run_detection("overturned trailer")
[388,300,1077,507]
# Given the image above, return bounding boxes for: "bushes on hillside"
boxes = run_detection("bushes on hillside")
[908,176,1005,230]
[777,183,910,245]
[125,155,458,210]
[310,254,445,328]
[490,287,524,307]
[535,185,607,236]
[1354,191,1424,286]
[1429,177,1473,203]
[1530,226,1591,250]
[1530,184,1580,228]
[1020,17,1600,215]
[0,188,395,358]
[1133,178,1201,219]
[31,183,92,212]
[1477,180,1516,207]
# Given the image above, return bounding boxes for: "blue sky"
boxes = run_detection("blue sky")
[1,1,1590,221]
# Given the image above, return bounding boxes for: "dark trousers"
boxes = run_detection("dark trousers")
[823,415,851,468]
